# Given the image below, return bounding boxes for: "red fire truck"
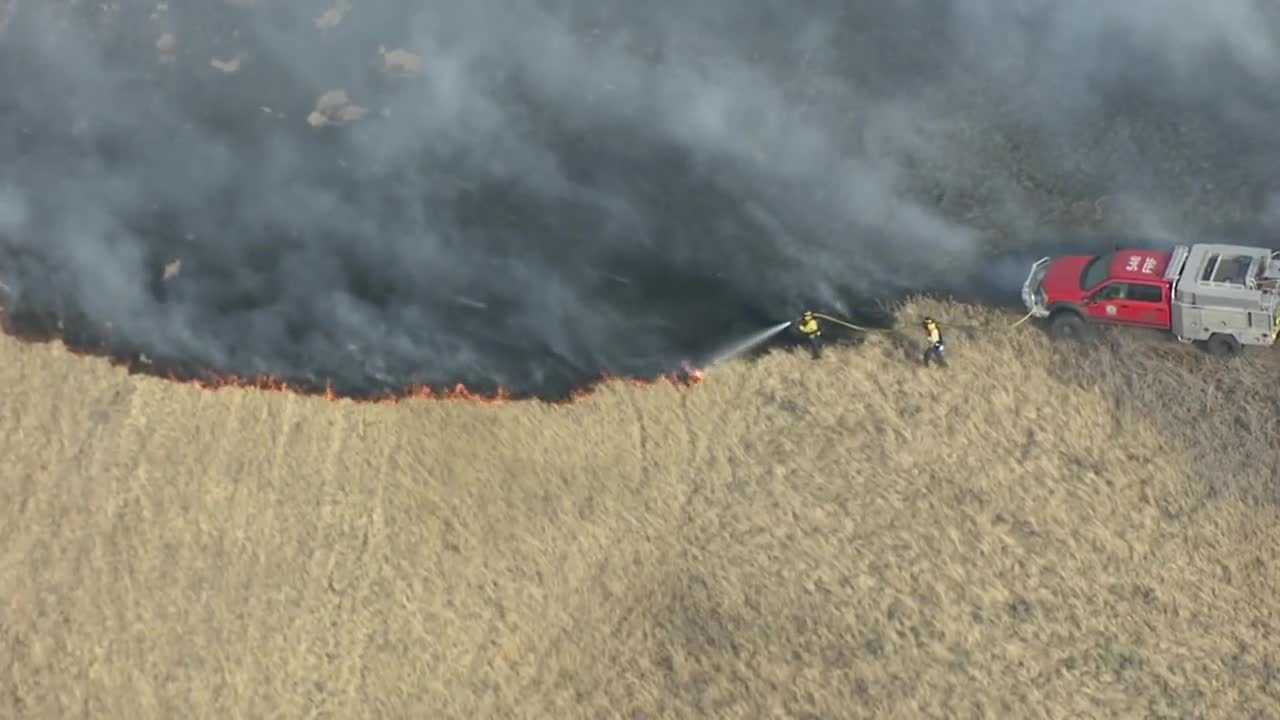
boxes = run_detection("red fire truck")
[1021,243,1280,356]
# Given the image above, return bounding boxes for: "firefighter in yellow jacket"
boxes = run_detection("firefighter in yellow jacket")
[922,316,947,367]
[794,310,822,359]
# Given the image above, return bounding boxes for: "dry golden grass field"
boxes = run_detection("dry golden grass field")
[2,299,1279,719]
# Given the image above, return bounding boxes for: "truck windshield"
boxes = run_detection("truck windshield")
[1080,253,1114,290]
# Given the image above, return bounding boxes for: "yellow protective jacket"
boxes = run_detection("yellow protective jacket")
[925,322,942,345]
[797,317,820,336]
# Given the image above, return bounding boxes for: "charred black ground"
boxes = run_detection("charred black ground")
[2,2,1279,400]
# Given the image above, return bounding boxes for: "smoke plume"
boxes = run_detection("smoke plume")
[1,1,1278,398]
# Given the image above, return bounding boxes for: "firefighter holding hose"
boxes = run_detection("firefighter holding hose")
[794,310,823,359]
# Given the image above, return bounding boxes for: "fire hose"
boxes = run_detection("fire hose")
[1009,309,1036,328]
[811,312,878,333]
[810,309,1037,335]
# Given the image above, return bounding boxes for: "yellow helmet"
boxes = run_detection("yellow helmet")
[922,316,937,327]
[802,310,815,320]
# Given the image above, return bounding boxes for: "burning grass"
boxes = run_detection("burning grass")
[0,304,705,405]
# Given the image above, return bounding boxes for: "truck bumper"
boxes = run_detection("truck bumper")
[1021,257,1052,318]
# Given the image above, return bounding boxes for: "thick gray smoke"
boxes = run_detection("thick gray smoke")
[1,1,1278,397]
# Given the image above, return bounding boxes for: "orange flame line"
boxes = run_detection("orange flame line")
[0,309,705,405]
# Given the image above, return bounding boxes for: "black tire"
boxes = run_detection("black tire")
[1205,333,1242,358]
[1048,311,1089,342]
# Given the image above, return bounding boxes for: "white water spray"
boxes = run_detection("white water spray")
[703,321,792,367]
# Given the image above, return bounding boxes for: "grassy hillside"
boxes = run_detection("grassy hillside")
[1,300,1278,719]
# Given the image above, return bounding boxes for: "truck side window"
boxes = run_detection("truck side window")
[1200,253,1220,282]
[1128,284,1162,303]
[1095,283,1126,301]
[1212,255,1252,285]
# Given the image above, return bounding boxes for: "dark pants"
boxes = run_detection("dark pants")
[806,334,822,359]
[923,342,946,367]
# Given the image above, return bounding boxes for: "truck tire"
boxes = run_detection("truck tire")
[1205,333,1242,358]
[1048,311,1089,343]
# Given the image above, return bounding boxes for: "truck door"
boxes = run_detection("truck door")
[1085,282,1128,324]
[1124,282,1171,328]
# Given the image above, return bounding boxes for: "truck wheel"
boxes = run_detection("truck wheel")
[1205,333,1242,358]
[1048,312,1089,342]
